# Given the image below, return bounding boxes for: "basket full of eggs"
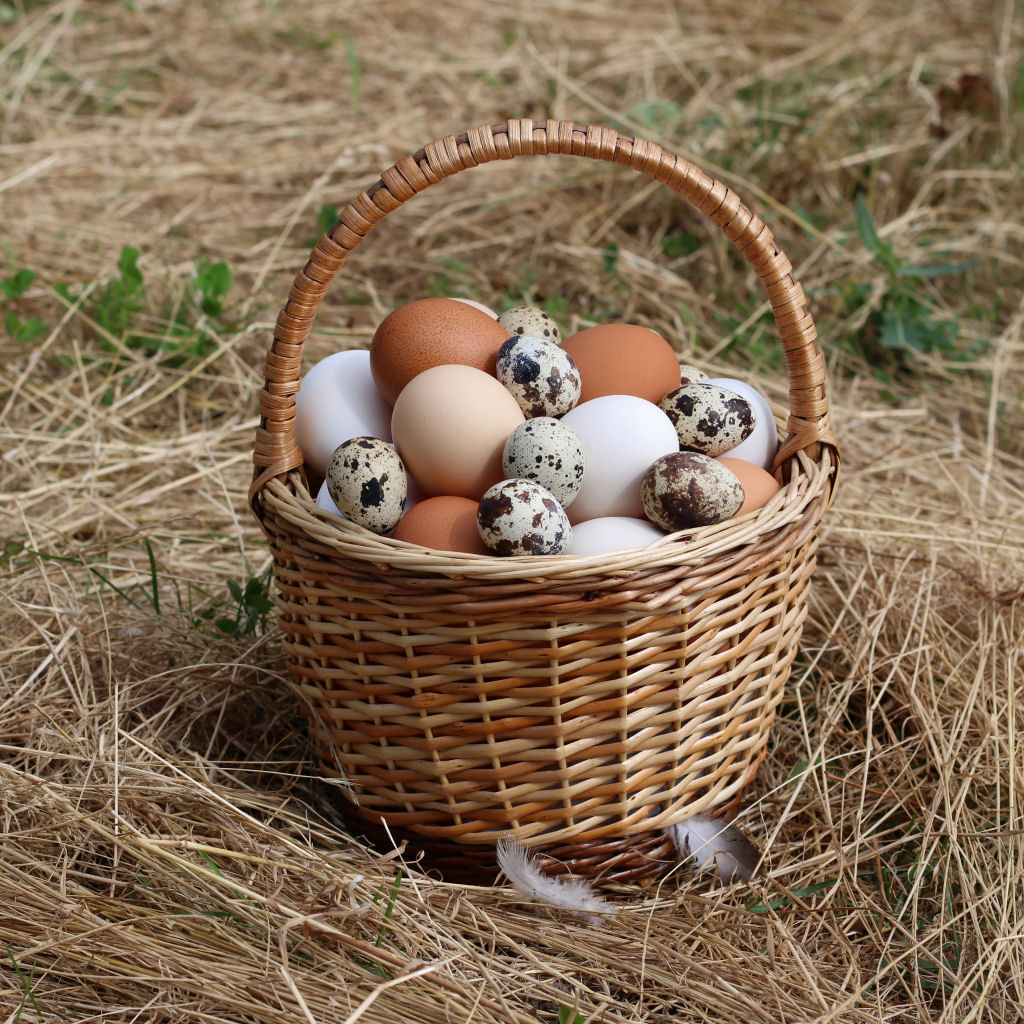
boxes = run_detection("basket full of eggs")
[249,119,839,885]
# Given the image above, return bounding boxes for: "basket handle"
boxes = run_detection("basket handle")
[250,118,838,514]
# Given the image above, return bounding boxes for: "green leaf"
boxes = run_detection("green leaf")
[855,195,898,272]
[197,260,232,299]
[558,1006,587,1024]
[117,245,143,292]
[15,317,46,344]
[896,258,981,279]
[662,230,699,257]
[602,242,620,274]
[317,205,340,234]
[880,301,958,354]
[1,267,35,298]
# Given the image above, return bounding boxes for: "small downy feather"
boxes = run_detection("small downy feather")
[496,836,612,925]
[669,813,760,884]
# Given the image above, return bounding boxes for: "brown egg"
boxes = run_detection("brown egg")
[717,457,782,516]
[391,495,489,554]
[561,323,682,404]
[370,298,510,406]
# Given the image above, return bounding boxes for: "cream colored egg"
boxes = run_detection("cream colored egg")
[391,364,525,499]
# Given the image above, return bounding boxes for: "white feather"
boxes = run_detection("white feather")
[669,813,759,884]
[496,836,611,924]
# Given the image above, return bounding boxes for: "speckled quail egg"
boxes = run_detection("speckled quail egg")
[502,417,585,508]
[477,479,571,556]
[325,436,408,534]
[497,305,562,345]
[679,364,708,387]
[641,451,743,530]
[659,382,756,457]
[495,335,582,418]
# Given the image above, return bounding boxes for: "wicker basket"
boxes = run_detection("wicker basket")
[249,119,839,886]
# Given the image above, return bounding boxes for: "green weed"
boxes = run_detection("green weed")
[54,245,234,363]
[558,1005,587,1024]
[841,196,980,374]
[2,267,46,343]
[661,229,700,258]
[6,946,42,1022]
[212,569,275,637]
[352,870,404,979]
[307,204,341,248]
[18,536,272,639]
[427,256,479,299]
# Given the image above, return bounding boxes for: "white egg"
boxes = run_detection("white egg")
[560,395,679,524]
[702,377,779,470]
[295,350,393,476]
[315,480,344,517]
[449,297,498,318]
[565,517,666,555]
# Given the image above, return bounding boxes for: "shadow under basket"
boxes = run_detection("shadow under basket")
[250,119,840,887]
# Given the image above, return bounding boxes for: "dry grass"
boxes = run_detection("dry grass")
[2,0,1023,1021]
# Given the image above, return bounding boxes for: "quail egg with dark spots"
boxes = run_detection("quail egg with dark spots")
[641,450,743,530]
[495,335,582,418]
[502,417,585,508]
[325,436,408,534]
[477,479,571,556]
[659,381,756,457]
[497,305,562,345]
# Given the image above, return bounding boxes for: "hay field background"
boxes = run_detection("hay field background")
[1,0,1022,1021]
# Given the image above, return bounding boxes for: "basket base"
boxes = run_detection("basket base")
[339,806,681,887]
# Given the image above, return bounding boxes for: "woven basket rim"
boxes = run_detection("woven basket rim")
[264,443,832,581]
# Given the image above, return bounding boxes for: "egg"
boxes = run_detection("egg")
[641,451,744,530]
[565,517,666,556]
[477,479,571,556]
[450,297,498,318]
[679,364,708,386]
[702,377,779,470]
[659,382,756,457]
[561,323,682,404]
[369,298,509,406]
[294,350,393,476]
[560,395,679,524]
[315,480,344,517]
[325,437,408,534]
[391,495,489,554]
[717,457,782,516]
[497,305,561,344]
[390,364,525,499]
[495,335,582,418]
[502,417,585,508]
